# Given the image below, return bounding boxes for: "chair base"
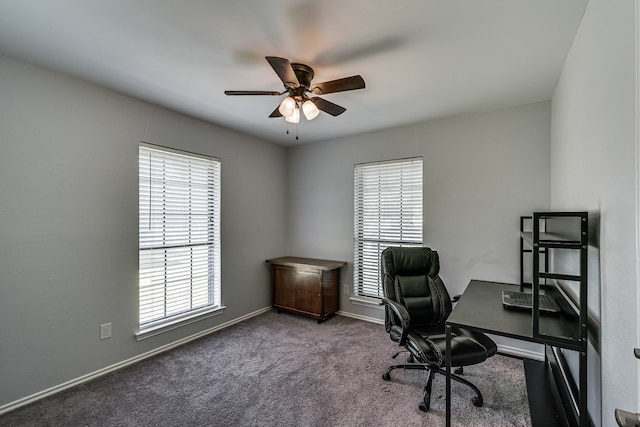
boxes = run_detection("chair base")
[382,363,483,412]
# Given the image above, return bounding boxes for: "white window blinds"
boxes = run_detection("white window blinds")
[353,158,423,298]
[138,144,221,329]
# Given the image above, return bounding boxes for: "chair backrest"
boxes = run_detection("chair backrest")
[381,247,452,328]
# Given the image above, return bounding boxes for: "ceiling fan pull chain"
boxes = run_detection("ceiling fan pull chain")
[296,122,299,140]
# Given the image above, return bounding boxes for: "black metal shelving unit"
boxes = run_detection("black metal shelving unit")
[520,215,552,290]
[520,212,589,427]
[519,216,532,288]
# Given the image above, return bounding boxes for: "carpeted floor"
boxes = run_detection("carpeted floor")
[0,310,531,426]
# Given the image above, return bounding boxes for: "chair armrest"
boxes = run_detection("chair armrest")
[380,298,410,322]
[409,332,445,366]
[380,297,411,345]
[380,298,446,365]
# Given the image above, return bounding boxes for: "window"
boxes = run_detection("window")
[353,158,423,299]
[138,143,221,334]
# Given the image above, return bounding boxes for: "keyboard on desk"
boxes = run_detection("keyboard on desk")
[501,290,561,313]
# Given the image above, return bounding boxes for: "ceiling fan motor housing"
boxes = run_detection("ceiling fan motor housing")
[290,63,314,89]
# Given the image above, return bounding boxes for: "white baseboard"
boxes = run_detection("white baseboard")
[0,306,273,416]
[497,344,545,361]
[336,310,384,325]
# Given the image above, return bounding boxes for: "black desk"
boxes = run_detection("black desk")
[445,280,584,427]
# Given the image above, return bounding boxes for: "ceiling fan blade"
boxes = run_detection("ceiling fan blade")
[310,97,346,116]
[265,56,300,89]
[310,75,365,95]
[269,105,283,118]
[225,90,282,96]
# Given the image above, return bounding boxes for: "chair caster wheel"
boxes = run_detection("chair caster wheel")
[382,373,390,381]
[419,402,428,412]
[472,396,483,407]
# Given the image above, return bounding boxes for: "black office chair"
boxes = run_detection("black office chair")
[380,246,497,412]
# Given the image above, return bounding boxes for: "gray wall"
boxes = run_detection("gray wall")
[9,10,625,413]
[0,51,553,410]
[286,102,552,328]
[551,0,637,425]
[0,54,287,408]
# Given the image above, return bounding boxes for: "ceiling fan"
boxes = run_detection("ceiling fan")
[224,56,365,131]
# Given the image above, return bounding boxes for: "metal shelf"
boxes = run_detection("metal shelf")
[521,212,589,427]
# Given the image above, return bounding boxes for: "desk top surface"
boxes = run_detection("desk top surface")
[448,280,533,341]
[448,280,578,344]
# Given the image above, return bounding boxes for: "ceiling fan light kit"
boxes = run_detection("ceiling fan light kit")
[285,105,300,124]
[278,96,297,117]
[225,56,365,139]
[302,99,320,120]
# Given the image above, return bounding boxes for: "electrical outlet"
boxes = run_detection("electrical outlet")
[343,284,349,295]
[100,323,112,340]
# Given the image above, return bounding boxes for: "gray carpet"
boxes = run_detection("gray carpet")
[0,311,531,426]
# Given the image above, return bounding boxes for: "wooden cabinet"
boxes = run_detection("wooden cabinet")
[266,257,346,322]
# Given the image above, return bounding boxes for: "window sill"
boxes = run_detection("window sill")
[135,306,226,341]
[349,295,384,309]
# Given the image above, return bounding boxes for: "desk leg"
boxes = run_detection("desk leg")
[446,324,452,427]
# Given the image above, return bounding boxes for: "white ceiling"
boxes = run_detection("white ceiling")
[0,0,588,146]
